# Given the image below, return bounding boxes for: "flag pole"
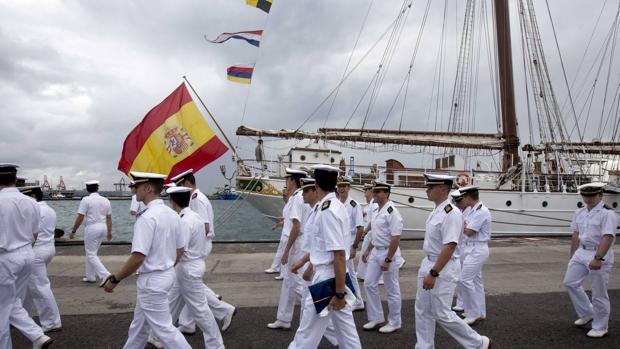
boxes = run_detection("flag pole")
[183,76,242,161]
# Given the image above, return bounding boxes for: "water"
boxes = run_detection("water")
[48,199,279,242]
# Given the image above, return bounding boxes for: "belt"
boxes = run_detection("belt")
[581,245,597,251]
[374,245,388,250]
[465,240,488,246]
[426,255,457,262]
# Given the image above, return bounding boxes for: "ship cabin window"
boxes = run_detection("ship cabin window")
[408,197,414,203]
[614,202,618,208]
[330,157,335,163]
[300,155,306,161]
[505,200,512,207]
[577,202,583,208]
[542,201,548,207]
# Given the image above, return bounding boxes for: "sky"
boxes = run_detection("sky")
[1,0,618,192]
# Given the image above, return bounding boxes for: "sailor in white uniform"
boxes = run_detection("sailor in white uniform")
[357,183,377,280]
[70,180,112,283]
[0,164,53,349]
[563,182,617,338]
[288,164,362,349]
[361,181,403,333]
[151,186,224,349]
[336,175,365,311]
[456,185,491,325]
[20,186,62,333]
[414,173,491,349]
[129,181,146,216]
[450,189,467,313]
[101,172,190,349]
[170,169,237,334]
[268,168,309,330]
[266,188,290,278]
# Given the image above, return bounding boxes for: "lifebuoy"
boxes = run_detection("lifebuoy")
[456,172,470,187]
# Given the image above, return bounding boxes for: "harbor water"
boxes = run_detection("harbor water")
[48,198,279,242]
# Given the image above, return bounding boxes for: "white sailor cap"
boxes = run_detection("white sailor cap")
[301,178,316,190]
[285,167,308,178]
[163,182,176,188]
[130,171,167,184]
[16,176,28,181]
[0,163,19,174]
[310,164,340,173]
[458,185,479,194]
[372,180,391,191]
[450,190,464,200]
[166,186,191,194]
[337,175,352,185]
[128,180,136,188]
[424,173,456,186]
[170,169,194,185]
[84,180,100,186]
[363,183,374,190]
[577,182,606,196]
[19,186,42,195]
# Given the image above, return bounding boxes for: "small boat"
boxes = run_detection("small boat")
[209,185,241,200]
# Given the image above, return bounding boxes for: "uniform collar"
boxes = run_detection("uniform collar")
[180,207,192,216]
[0,187,19,193]
[590,200,606,212]
[38,201,48,207]
[89,192,101,197]
[320,192,337,204]
[146,199,164,207]
[434,198,452,212]
[379,200,393,213]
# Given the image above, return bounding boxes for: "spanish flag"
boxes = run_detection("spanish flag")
[246,0,272,13]
[117,83,228,180]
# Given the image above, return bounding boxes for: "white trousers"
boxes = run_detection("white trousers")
[178,238,235,329]
[458,243,489,318]
[270,234,288,272]
[23,242,62,331]
[346,258,364,306]
[288,265,362,349]
[84,223,110,281]
[122,269,191,349]
[7,245,46,343]
[168,260,223,349]
[299,264,339,347]
[356,234,371,279]
[276,242,304,323]
[364,248,401,326]
[415,258,482,349]
[563,247,614,331]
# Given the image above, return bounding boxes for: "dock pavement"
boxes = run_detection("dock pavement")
[10,237,620,348]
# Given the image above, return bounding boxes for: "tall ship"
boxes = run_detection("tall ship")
[228,0,620,238]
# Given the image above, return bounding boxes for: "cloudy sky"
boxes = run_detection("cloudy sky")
[1,0,618,192]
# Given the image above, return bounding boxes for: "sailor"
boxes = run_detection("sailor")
[101,171,190,349]
[265,187,290,279]
[287,164,362,349]
[414,173,491,349]
[450,189,467,313]
[361,180,403,333]
[0,164,53,349]
[20,186,62,333]
[456,185,491,325]
[128,181,146,217]
[170,169,236,334]
[336,175,365,311]
[267,168,309,330]
[16,175,27,187]
[150,186,224,349]
[563,182,617,338]
[357,183,377,280]
[69,180,112,283]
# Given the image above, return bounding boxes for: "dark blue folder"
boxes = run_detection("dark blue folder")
[308,273,356,314]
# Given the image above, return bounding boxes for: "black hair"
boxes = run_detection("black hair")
[184,173,196,185]
[169,191,191,208]
[315,171,337,192]
[0,172,16,186]
[33,188,43,202]
[464,191,479,200]
[86,184,99,193]
[148,181,164,194]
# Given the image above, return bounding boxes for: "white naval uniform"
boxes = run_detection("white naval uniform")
[288,192,362,349]
[129,194,145,215]
[343,196,365,306]
[122,199,190,349]
[167,208,223,349]
[357,200,378,279]
[454,206,471,310]
[458,202,491,319]
[275,189,307,323]
[415,198,483,349]
[563,200,617,331]
[23,201,62,331]
[0,188,45,348]
[77,192,112,281]
[365,200,403,327]
[178,188,235,329]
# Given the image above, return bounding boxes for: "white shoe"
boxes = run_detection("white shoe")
[222,307,236,332]
[274,275,284,280]
[215,345,225,349]
[378,323,401,333]
[478,335,492,349]
[147,335,164,349]
[464,316,483,325]
[177,324,196,335]
[264,268,279,274]
[452,305,464,312]
[574,316,593,326]
[267,320,291,329]
[352,302,365,311]
[81,277,96,283]
[43,324,62,333]
[378,279,384,285]
[362,320,384,331]
[33,335,54,349]
[586,329,608,338]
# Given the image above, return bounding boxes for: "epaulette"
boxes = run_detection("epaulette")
[322,200,331,211]
[137,208,148,217]
[444,204,453,213]
[350,200,357,207]
[387,206,393,214]
[604,204,611,210]
[476,204,482,210]
[180,213,185,218]
[192,193,197,199]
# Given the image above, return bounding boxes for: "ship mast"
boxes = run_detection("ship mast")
[495,0,520,171]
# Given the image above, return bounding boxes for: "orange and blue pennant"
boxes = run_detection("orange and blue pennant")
[206,30,263,47]
[117,83,228,180]
[246,0,272,14]
[227,65,254,84]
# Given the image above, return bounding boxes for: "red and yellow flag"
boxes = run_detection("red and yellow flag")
[117,83,228,179]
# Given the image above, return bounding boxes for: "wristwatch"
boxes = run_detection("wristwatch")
[335,291,346,299]
[384,257,393,263]
[429,269,439,277]
[109,275,120,284]
[594,255,605,261]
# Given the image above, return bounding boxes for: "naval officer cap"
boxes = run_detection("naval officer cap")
[372,180,391,192]
[0,163,19,174]
[301,178,316,190]
[424,173,456,186]
[363,183,374,190]
[166,186,191,194]
[578,182,606,196]
[310,164,340,176]
[19,185,42,196]
[285,167,308,179]
[458,185,479,194]
[128,180,136,188]
[84,180,100,186]
[130,171,167,184]
[337,175,353,185]
[170,169,194,185]
[450,189,464,201]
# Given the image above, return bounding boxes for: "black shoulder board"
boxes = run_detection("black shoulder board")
[350,200,357,207]
[444,204,453,213]
[192,192,197,199]
[180,213,185,218]
[322,200,331,211]
[137,208,148,217]
[387,206,393,214]
[604,204,611,210]
[476,204,482,210]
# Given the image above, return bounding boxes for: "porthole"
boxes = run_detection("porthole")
[577,202,583,208]
[542,201,548,207]
[330,157,335,163]
[300,155,306,161]
[614,202,618,208]
[505,200,512,207]
[408,197,414,203]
